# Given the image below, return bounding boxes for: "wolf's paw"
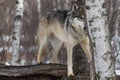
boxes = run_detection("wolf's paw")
[68,75,75,80]
[36,60,42,64]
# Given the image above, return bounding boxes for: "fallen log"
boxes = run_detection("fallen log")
[0,64,67,77]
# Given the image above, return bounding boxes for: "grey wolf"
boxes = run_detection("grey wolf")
[37,1,93,79]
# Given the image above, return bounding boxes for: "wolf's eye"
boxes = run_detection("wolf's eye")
[77,17,83,21]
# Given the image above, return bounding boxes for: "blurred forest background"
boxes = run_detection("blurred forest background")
[0,0,72,65]
[0,0,120,78]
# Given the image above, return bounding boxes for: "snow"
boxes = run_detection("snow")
[116,70,120,75]
[0,47,12,52]
[32,59,36,64]
[21,59,26,65]
[5,62,11,66]
[46,60,50,64]
[2,35,11,42]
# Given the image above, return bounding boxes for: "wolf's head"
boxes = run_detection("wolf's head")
[69,1,85,31]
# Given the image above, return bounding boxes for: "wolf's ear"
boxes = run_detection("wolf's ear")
[71,1,79,12]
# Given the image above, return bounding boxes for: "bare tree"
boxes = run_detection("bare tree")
[86,0,116,80]
[12,0,24,65]
[36,0,41,20]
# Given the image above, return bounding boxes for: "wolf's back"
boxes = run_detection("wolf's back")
[45,10,69,24]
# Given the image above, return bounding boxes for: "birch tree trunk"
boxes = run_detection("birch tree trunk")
[36,0,41,20]
[86,0,116,80]
[12,0,24,65]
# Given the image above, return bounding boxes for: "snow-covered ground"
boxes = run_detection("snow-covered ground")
[5,62,11,66]
[2,35,12,42]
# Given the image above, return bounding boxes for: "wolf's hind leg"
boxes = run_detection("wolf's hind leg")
[50,37,63,63]
[37,36,48,64]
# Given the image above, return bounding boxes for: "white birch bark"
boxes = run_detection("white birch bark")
[12,0,24,65]
[36,0,41,20]
[86,0,116,79]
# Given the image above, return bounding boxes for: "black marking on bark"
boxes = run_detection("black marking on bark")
[102,3,106,8]
[96,71,101,80]
[104,36,109,41]
[108,63,112,70]
[102,53,108,62]
[92,0,95,3]
[15,43,18,45]
[13,32,16,34]
[92,42,96,47]
[105,35,109,39]
[89,20,93,26]
[15,15,22,22]
[16,10,19,13]
[104,39,107,42]
[102,11,107,16]
[99,36,101,38]
[16,0,20,4]
[86,6,90,10]
[93,37,96,40]
[91,28,97,32]
[12,36,17,40]
[16,0,19,4]
[19,8,22,10]
[16,59,21,63]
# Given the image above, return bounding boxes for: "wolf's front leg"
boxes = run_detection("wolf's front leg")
[66,44,74,76]
[80,36,94,80]
[80,36,92,62]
